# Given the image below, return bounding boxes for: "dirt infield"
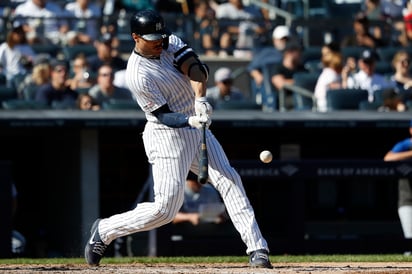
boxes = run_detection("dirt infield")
[1,262,412,274]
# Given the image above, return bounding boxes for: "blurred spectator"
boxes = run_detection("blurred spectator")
[341,48,395,101]
[215,0,267,57]
[172,172,227,226]
[403,0,412,45]
[307,41,341,73]
[381,0,405,19]
[88,64,134,105]
[270,42,308,109]
[314,51,344,112]
[0,23,36,87]
[156,0,190,13]
[377,87,407,111]
[363,0,383,20]
[206,67,244,109]
[120,0,154,13]
[379,0,410,46]
[13,0,71,46]
[17,54,51,99]
[76,93,100,110]
[87,33,127,73]
[390,49,412,91]
[341,11,386,49]
[64,0,102,45]
[66,53,95,91]
[34,59,78,108]
[247,25,290,97]
[99,18,121,57]
[321,41,341,58]
[193,0,219,56]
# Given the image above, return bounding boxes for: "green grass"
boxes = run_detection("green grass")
[1,254,412,264]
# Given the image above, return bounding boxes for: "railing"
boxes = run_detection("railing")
[249,0,295,26]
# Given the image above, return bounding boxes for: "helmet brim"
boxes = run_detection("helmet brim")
[141,29,171,41]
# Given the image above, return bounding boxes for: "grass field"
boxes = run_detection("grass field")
[1,255,412,273]
[1,254,412,264]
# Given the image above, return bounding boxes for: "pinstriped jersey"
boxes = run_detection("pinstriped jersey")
[125,34,196,123]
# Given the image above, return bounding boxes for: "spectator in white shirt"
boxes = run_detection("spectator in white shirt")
[314,51,344,112]
[342,48,395,102]
[64,0,102,45]
[0,23,36,87]
[13,0,71,45]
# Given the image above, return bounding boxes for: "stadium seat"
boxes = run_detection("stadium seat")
[215,100,261,110]
[326,88,369,110]
[31,44,61,57]
[376,46,412,62]
[0,73,6,85]
[102,99,140,110]
[0,86,18,106]
[374,61,393,76]
[302,46,322,63]
[372,89,386,105]
[2,99,49,110]
[75,87,91,95]
[62,45,97,60]
[341,46,365,60]
[283,72,320,111]
[22,85,39,101]
[51,100,76,110]
[358,100,380,111]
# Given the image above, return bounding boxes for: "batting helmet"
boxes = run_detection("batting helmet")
[130,10,170,41]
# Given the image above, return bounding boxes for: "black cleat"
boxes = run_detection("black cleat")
[249,249,273,269]
[84,219,107,266]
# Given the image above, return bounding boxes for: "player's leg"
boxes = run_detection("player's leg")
[398,179,412,239]
[399,205,412,238]
[190,129,271,268]
[85,125,198,265]
[99,125,200,242]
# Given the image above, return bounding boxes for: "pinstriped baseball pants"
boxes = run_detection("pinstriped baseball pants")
[98,121,269,254]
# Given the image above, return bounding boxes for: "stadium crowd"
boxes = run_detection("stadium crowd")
[0,0,412,112]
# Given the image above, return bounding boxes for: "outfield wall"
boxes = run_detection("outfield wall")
[1,110,411,257]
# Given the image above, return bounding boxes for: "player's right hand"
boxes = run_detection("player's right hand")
[188,114,211,129]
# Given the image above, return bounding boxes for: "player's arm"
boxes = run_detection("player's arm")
[173,46,209,98]
[172,212,200,226]
[384,150,412,162]
[183,56,209,98]
[152,104,208,129]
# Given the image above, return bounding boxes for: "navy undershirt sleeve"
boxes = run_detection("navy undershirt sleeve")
[152,104,189,128]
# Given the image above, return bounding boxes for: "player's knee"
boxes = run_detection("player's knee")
[154,203,181,224]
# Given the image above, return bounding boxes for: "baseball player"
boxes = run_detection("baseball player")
[84,9,272,269]
[384,120,412,251]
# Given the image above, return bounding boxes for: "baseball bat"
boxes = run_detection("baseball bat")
[198,122,208,184]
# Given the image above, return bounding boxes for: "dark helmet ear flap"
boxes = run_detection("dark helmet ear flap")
[162,37,169,49]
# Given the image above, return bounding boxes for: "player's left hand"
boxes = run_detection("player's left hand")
[195,97,213,116]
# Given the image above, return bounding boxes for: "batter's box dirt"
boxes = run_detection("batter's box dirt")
[1,262,412,273]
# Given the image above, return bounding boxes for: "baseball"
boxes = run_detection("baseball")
[259,150,272,163]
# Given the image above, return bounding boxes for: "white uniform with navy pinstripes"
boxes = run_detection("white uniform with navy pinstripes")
[97,34,269,255]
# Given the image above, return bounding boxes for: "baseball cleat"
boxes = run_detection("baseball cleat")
[249,249,273,269]
[84,219,107,266]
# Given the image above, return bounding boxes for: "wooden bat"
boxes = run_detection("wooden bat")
[198,122,208,184]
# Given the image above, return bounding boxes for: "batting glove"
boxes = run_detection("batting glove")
[195,97,213,116]
[188,114,211,129]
